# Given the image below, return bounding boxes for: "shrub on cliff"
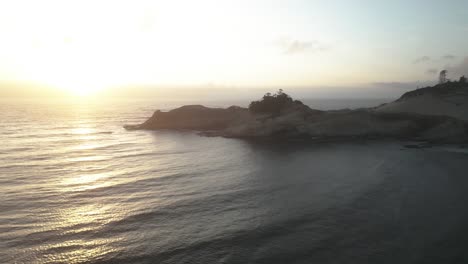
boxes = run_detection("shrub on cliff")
[249,89,302,115]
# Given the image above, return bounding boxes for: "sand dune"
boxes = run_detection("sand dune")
[377,83,468,121]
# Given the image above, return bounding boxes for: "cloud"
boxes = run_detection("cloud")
[413,56,431,64]
[413,54,457,64]
[447,57,468,77]
[442,54,456,60]
[276,37,330,55]
[425,68,438,75]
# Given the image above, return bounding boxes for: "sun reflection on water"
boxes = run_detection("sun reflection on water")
[70,127,95,135]
[62,123,115,192]
[40,238,122,264]
[37,204,127,264]
[72,143,103,151]
[61,172,115,192]
[67,155,110,162]
[29,108,132,263]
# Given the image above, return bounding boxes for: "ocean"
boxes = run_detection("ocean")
[1,98,468,264]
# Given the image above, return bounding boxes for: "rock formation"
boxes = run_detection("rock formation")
[125,85,468,143]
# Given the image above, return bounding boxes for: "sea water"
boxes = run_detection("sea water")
[1,98,468,264]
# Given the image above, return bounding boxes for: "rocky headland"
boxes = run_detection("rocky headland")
[125,83,468,143]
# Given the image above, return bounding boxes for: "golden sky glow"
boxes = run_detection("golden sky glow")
[0,0,467,97]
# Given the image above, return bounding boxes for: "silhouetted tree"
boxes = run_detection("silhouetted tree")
[460,76,467,84]
[248,90,301,115]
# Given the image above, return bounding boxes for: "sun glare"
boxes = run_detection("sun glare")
[65,84,99,97]
[43,70,109,97]
[49,79,104,97]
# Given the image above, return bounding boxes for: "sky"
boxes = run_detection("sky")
[0,0,467,98]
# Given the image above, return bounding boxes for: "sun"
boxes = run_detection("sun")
[39,65,111,97]
[64,83,101,97]
[47,77,105,97]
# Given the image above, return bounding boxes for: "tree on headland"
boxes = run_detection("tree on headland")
[439,70,447,84]
[460,76,467,84]
[248,89,303,115]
